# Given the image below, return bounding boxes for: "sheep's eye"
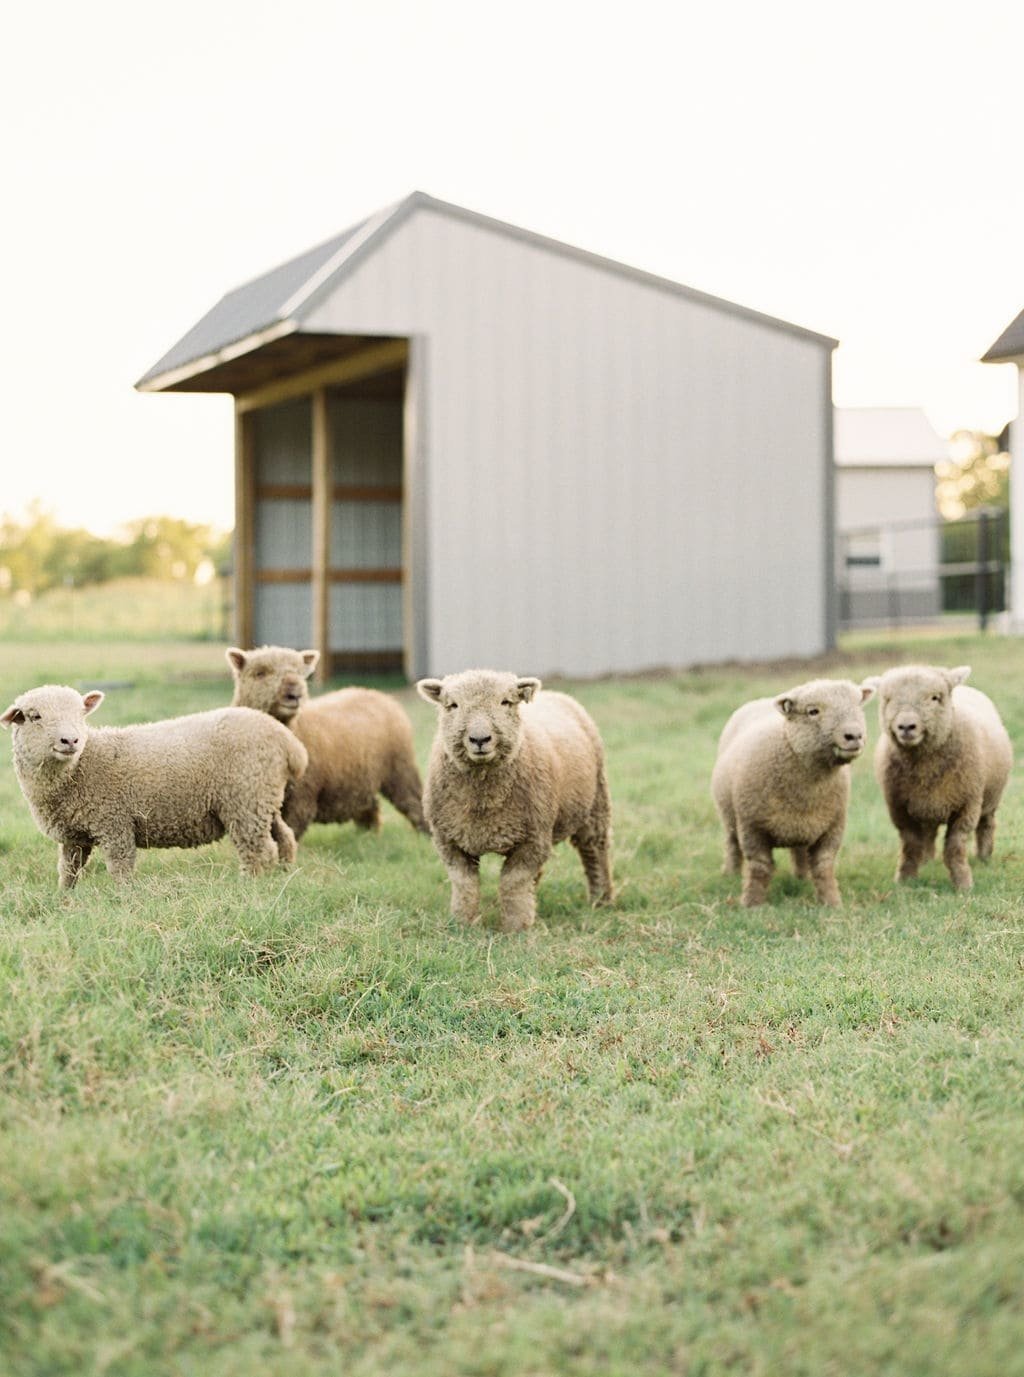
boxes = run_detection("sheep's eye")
[25,710,41,722]
[500,699,513,707]
[806,706,820,717]
[254,668,268,678]
[931,694,943,703]
[445,701,458,711]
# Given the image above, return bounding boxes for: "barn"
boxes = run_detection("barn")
[137,192,838,681]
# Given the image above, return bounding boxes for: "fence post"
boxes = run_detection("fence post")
[976,508,990,633]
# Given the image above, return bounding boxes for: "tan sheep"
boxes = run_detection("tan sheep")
[1,685,307,888]
[863,664,1012,890]
[416,669,613,932]
[226,646,427,838]
[711,677,874,907]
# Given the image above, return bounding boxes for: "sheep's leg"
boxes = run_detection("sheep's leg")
[382,757,429,833]
[791,846,810,879]
[354,800,381,832]
[738,828,774,907]
[223,808,278,876]
[271,814,298,865]
[806,837,842,907]
[572,766,613,905]
[572,833,614,906]
[433,835,481,924]
[58,840,92,890]
[943,810,979,891]
[894,823,934,882]
[571,799,613,905]
[716,797,741,873]
[976,811,997,862]
[100,831,137,884]
[282,783,316,842]
[498,843,549,932]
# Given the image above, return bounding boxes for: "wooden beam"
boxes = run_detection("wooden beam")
[255,570,312,585]
[233,406,256,648]
[235,338,409,414]
[255,483,404,503]
[330,569,403,584]
[310,390,331,686]
[255,568,403,585]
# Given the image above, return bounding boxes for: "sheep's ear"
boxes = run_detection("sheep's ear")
[516,677,541,703]
[947,665,971,687]
[226,648,247,675]
[0,704,24,729]
[417,678,444,705]
[82,691,104,715]
[774,692,798,717]
[300,650,319,678]
[859,678,878,703]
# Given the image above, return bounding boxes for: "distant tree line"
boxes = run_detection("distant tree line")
[0,505,232,597]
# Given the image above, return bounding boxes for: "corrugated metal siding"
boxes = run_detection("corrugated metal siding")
[329,396,403,656]
[253,401,312,647]
[255,582,312,649]
[303,208,832,678]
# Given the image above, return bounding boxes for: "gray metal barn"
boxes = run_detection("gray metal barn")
[137,192,838,680]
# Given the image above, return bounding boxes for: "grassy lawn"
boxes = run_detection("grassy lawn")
[1,618,1022,1375]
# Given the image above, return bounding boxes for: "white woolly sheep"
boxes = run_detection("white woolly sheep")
[1,685,308,888]
[711,677,874,907]
[863,664,1012,891]
[226,646,427,838]
[416,669,613,932]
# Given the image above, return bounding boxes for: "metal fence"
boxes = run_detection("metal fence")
[837,506,1008,633]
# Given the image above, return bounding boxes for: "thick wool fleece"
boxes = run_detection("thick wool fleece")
[417,669,613,932]
[865,664,1012,891]
[227,645,426,837]
[711,677,873,908]
[1,685,307,888]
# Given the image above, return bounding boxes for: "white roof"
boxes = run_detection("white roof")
[834,407,947,468]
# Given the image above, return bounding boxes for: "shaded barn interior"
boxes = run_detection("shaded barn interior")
[239,352,407,671]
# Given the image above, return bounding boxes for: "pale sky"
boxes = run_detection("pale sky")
[2,0,1022,535]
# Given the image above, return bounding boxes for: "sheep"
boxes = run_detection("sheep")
[1,684,308,888]
[711,677,874,907]
[416,669,613,932]
[226,646,427,838]
[863,664,1012,891]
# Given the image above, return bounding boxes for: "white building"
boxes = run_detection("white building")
[137,192,838,680]
[982,312,1024,625]
[834,407,944,626]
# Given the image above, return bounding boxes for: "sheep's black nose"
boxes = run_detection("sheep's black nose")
[60,735,79,749]
[844,731,862,744]
[469,733,492,748]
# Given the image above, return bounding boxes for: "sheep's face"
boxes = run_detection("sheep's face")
[227,646,318,722]
[867,665,970,751]
[417,670,541,768]
[773,679,873,767]
[0,685,104,767]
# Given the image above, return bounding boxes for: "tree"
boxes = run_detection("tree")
[935,430,1010,521]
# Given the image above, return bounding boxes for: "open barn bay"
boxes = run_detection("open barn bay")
[1,630,1022,1376]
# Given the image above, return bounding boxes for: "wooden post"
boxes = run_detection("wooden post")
[233,404,255,648]
[311,388,331,684]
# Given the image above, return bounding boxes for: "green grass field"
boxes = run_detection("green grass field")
[1,619,1023,1376]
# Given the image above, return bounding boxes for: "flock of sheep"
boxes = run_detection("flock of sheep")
[0,648,1013,927]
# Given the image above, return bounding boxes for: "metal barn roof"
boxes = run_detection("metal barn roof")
[982,307,1024,363]
[834,407,947,468]
[136,191,837,394]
